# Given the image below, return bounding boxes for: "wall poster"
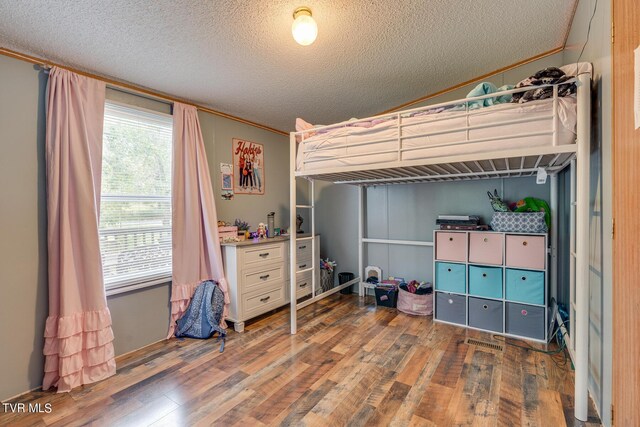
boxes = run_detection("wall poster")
[232,138,265,195]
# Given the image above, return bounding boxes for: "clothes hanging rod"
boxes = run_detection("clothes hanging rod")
[0,46,287,136]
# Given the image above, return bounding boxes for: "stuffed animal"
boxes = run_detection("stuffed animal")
[487,189,509,212]
[257,222,267,239]
[514,197,551,228]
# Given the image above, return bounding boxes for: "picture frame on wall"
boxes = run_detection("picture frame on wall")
[232,138,265,195]
[220,163,233,190]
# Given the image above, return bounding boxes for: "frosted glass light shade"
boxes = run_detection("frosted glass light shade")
[292,8,317,46]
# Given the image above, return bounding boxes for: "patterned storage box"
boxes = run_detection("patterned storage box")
[490,212,548,233]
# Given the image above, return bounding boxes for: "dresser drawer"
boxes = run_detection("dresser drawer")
[295,271,313,298]
[505,268,544,305]
[295,241,312,261]
[468,297,503,333]
[242,265,285,294]
[435,232,467,262]
[435,292,466,325]
[505,302,545,340]
[242,243,284,269]
[435,262,466,294]
[295,259,312,272]
[468,232,503,265]
[243,284,286,318]
[468,265,503,299]
[505,235,545,270]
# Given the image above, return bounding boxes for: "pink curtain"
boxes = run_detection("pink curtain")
[43,68,116,392]
[168,103,230,338]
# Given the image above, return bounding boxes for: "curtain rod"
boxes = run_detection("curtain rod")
[0,47,288,136]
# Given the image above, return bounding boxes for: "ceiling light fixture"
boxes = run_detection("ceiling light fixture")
[292,6,317,46]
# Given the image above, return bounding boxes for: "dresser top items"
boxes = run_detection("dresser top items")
[221,233,314,247]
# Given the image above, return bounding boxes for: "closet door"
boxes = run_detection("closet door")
[613,0,640,423]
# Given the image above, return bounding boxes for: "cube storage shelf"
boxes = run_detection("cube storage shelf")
[433,230,548,342]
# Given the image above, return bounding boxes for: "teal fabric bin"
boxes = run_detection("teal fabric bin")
[435,262,466,294]
[468,265,503,299]
[505,268,544,305]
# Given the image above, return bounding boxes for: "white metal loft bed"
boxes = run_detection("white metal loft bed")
[289,70,591,422]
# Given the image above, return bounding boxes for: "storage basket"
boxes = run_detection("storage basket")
[320,269,334,294]
[490,212,548,233]
[374,286,399,308]
[397,287,433,316]
[218,225,238,242]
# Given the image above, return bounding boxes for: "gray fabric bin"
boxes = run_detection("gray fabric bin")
[468,297,503,333]
[435,292,466,325]
[505,302,545,340]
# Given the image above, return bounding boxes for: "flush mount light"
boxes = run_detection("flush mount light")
[292,6,317,46]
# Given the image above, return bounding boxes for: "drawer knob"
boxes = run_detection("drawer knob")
[448,299,453,304]
[300,282,308,288]
[447,268,452,272]
[483,237,488,242]
[483,304,488,309]
[522,241,528,246]
[259,252,270,258]
[482,273,487,278]
[260,274,270,280]
[260,296,271,303]
[521,309,528,316]
[299,245,306,249]
[300,264,307,268]
[449,237,453,241]
[521,276,527,281]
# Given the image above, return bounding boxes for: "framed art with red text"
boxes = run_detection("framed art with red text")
[232,138,265,195]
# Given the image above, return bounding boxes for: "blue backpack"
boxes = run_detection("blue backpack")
[175,280,226,352]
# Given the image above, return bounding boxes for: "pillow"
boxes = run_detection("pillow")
[295,118,326,142]
[295,117,315,132]
[559,62,592,77]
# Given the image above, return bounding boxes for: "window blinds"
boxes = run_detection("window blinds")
[100,101,173,290]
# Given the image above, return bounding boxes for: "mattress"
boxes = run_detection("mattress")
[296,96,577,172]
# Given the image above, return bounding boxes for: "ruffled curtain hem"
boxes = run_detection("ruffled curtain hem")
[42,307,116,392]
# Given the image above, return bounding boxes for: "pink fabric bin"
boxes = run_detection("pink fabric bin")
[397,288,433,316]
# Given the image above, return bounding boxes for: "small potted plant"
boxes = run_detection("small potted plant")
[233,219,250,241]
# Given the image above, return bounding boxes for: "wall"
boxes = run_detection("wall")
[563,0,612,422]
[201,112,290,231]
[0,53,288,400]
[0,55,48,401]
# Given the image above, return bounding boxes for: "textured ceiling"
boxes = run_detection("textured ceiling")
[0,1,576,132]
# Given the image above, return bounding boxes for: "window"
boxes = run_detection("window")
[99,101,173,294]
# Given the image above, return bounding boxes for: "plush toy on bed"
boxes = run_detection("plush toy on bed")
[487,189,510,212]
[514,197,551,228]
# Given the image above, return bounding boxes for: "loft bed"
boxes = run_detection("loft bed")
[288,65,592,422]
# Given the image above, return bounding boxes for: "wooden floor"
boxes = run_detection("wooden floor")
[1,294,600,426]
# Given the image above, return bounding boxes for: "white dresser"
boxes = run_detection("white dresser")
[222,235,320,332]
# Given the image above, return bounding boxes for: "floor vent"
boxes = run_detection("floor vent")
[465,337,503,352]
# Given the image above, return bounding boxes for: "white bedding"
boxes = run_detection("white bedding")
[296,96,577,172]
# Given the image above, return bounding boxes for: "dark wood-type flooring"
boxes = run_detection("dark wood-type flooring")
[0,294,601,426]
